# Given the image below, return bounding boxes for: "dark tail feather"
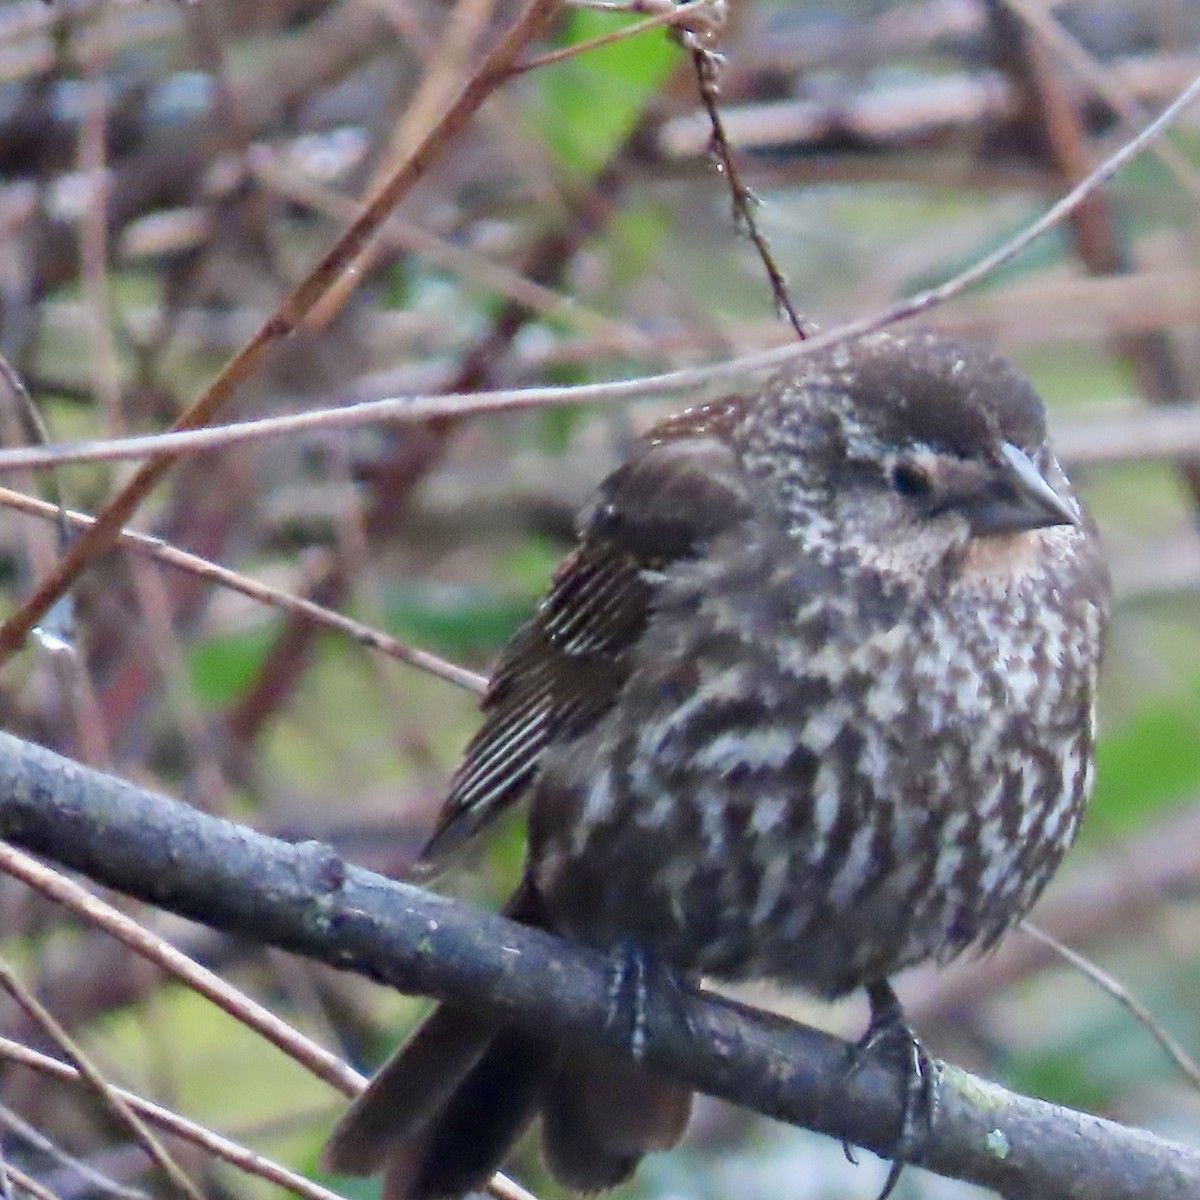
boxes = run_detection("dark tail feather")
[541,1053,693,1192]
[383,1026,559,1200]
[323,876,691,1198]
[321,1004,503,1175]
[323,1006,559,1200]
[322,880,559,1198]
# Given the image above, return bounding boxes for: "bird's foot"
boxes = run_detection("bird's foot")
[604,940,696,1064]
[841,979,939,1200]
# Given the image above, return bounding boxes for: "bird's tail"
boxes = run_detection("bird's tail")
[321,883,693,1199]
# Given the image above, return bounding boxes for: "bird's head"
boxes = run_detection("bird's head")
[741,331,1084,580]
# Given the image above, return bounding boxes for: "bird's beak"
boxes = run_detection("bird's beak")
[968,443,1079,536]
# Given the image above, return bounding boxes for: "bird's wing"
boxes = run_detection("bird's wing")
[416,405,753,872]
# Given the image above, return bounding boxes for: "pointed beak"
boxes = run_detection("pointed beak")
[968,443,1079,536]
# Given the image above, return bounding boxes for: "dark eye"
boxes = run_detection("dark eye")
[891,463,933,497]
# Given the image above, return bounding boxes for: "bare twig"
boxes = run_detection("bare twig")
[0,0,564,665]
[0,1037,351,1200]
[688,37,808,340]
[0,486,487,694]
[0,349,110,769]
[5,66,1200,475]
[0,958,207,1200]
[6,1162,60,1200]
[250,151,651,351]
[0,841,363,1096]
[303,0,501,330]
[1020,921,1200,1094]
[0,1103,147,1200]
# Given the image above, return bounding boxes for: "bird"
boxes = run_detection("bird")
[321,329,1110,1199]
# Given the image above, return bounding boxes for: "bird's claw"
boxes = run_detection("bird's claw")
[605,940,697,1063]
[841,980,939,1200]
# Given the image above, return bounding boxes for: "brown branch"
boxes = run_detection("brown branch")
[0,0,563,666]
[223,64,657,753]
[7,63,1200,478]
[0,485,486,694]
[689,42,807,339]
[988,1,1200,507]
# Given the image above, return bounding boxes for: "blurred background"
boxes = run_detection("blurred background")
[1,0,1200,1197]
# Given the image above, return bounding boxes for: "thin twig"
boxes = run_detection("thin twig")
[0,841,364,1096]
[688,38,807,340]
[1021,921,1200,1094]
[0,0,564,666]
[6,67,1200,474]
[0,487,487,694]
[78,43,231,801]
[304,0,501,331]
[0,384,668,468]
[0,1103,147,1200]
[0,1037,350,1200]
[250,151,651,351]
[6,1163,59,1200]
[0,958,207,1200]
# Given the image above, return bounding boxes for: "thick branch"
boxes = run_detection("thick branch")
[0,730,1195,1199]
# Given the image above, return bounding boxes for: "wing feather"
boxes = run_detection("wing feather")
[417,411,754,871]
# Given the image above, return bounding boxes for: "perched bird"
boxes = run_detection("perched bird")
[323,331,1110,1199]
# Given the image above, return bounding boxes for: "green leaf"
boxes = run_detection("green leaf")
[1090,696,1200,832]
[533,11,679,176]
[538,402,586,454]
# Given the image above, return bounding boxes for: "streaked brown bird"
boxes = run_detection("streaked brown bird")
[323,331,1109,1198]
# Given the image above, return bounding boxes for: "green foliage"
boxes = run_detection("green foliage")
[377,257,412,310]
[1015,343,1135,413]
[186,554,560,712]
[94,984,330,1126]
[902,208,1074,296]
[320,1175,383,1200]
[1090,695,1200,832]
[1082,461,1187,537]
[1006,1045,1111,1115]
[532,12,679,176]
[500,533,564,596]
[538,401,589,454]
[381,581,538,656]
[608,202,674,286]
[189,625,277,706]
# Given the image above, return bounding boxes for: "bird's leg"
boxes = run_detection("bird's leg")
[841,978,939,1200]
[604,940,696,1064]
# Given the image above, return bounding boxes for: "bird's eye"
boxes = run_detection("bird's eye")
[891,463,933,498]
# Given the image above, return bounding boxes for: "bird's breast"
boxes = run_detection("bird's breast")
[527,521,1105,993]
